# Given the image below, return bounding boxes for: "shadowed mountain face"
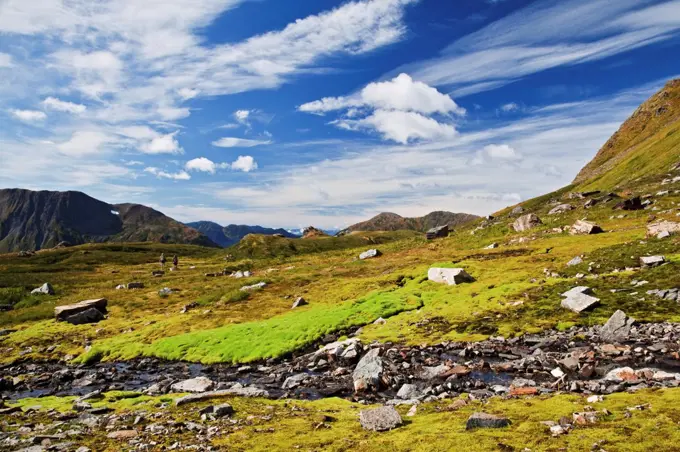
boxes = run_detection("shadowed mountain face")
[574,78,680,187]
[340,211,479,235]
[187,221,299,248]
[0,189,217,252]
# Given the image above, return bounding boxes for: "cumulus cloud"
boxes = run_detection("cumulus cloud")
[234,110,251,124]
[57,131,112,156]
[144,167,191,180]
[212,137,272,148]
[185,157,217,174]
[300,73,463,143]
[471,144,522,165]
[9,109,46,122]
[500,103,519,112]
[230,155,258,172]
[300,73,465,115]
[43,97,86,114]
[140,132,183,154]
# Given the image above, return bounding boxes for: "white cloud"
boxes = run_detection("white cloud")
[212,137,272,148]
[234,110,251,123]
[144,167,191,180]
[218,123,240,130]
[230,155,258,172]
[471,144,522,165]
[140,132,183,154]
[42,97,86,114]
[0,52,12,67]
[185,157,217,174]
[334,109,458,144]
[300,73,465,115]
[178,88,199,100]
[56,131,113,156]
[500,103,519,112]
[405,0,680,96]
[9,109,46,122]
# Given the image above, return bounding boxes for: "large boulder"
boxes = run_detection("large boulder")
[31,282,55,295]
[640,255,665,267]
[466,412,511,430]
[359,249,382,260]
[513,214,542,232]
[359,406,403,431]
[569,220,603,235]
[55,299,108,324]
[647,221,680,238]
[600,310,635,343]
[428,268,475,285]
[353,348,383,392]
[548,204,574,215]
[291,297,308,309]
[561,287,600,313]
[63,308,106,325]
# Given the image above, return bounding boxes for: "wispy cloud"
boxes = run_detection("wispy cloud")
[9,109,46,122]
[212,137,272,148]
[144,167,191,180]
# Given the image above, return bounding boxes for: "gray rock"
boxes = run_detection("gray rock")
[600,310,635,343]
[291,297,308,309]
[567,256,583,267]
[127,282,144,289]
[359,249,382,260]
[158,287,173,296]
[640,255,665,267]
[282,373,308,390]
[174,387,269,406]
[240,282,267,291]
[513,214,542,232]
[170,377,214,393]
[359,406,403,431]
[561,292,600,313]
[353,348,383,392]
[63,308,106,325]
[55,299,107,322]
[397,384,421,400]
[570,220,603,235]
[549,204,574,215]
[427,268,475,285]
[213,403,234,417]
[115,284,126,290]
[31,282,54,295]
[484,243,499,249]
[647,221,680,238]
[561,286,594,298]
[511,206,524,215]
[466,412,511,430]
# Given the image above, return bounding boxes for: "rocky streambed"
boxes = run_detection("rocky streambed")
[4,317,680,406]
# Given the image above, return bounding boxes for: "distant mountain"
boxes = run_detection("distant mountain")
[0,188,218,253]
[339,211,479,235]
[187,221,299,247]
[574,78,680,187]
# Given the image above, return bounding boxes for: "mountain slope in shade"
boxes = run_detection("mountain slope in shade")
[187,221,299,248]
[0,188,217,253]
[340,211,479,235]
[574,78,680,188]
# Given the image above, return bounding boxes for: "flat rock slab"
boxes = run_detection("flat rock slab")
[600,310,635,343]
[175,387,270,406]
[561,286,594,298]
[359,249,382,260]
[466,412,511,430]
[63,308,106,325]
[561,293,600,313]
[428,268,475,285]
[640,255,665,267]
[171,376,214,393]
[55,298,107,322]
[359,406,403,431]
[549,204,574,215]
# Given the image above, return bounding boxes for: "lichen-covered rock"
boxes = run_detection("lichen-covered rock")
[359,406,402,431]
[428,268,475,285]
[513,214,542,232]
[55,299,107,323]
[549,204,574,215]
[359,249,382,260]
[570,220,603,235]
[353,348,383,392]
[600,310,635,343]
[465,412,511,430]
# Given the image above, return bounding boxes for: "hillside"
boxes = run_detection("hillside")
[187,221,298,247]
[340,211,479,234]
[0,189,217,252]
[574,78,680,188]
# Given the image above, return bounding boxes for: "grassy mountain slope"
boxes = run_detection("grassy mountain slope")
[340,211,479,234]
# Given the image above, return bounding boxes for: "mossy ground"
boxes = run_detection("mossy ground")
[7,388,680,451]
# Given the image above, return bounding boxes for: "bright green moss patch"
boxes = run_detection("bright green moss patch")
[78,288,423,364]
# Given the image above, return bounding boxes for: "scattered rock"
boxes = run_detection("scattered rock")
[640,255,665,267]
[427,268,475,285]
[359,249,382,260]
[170,377,215,393]
[158,287,173,296]
[511,206,524,215]
[513,214,542,232]
[353,348,383,392]
[466,412,511,430]
[152,270,164,277]
[397,384,421,400]
[484,243,499,249]
[600,310,635,343]
[567,256,583,267]
[561,287,600,313]
[127,282,144,289]
[615,197,643,211]
[31,282,54,295]
[359,406,402,431]
[106,430,138,440]
[549,204,574,215]
[175,387,269,406]
[291,297,308,309]
[570,220,603,235]
[240,282,267,291]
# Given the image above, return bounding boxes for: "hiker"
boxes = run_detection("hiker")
[160,253,166,270]
[172,255,178,269]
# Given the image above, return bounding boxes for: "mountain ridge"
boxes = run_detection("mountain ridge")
[339,211,479,235]
[187,221,299,248]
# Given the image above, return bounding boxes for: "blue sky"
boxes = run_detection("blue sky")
[1,0,679,229]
